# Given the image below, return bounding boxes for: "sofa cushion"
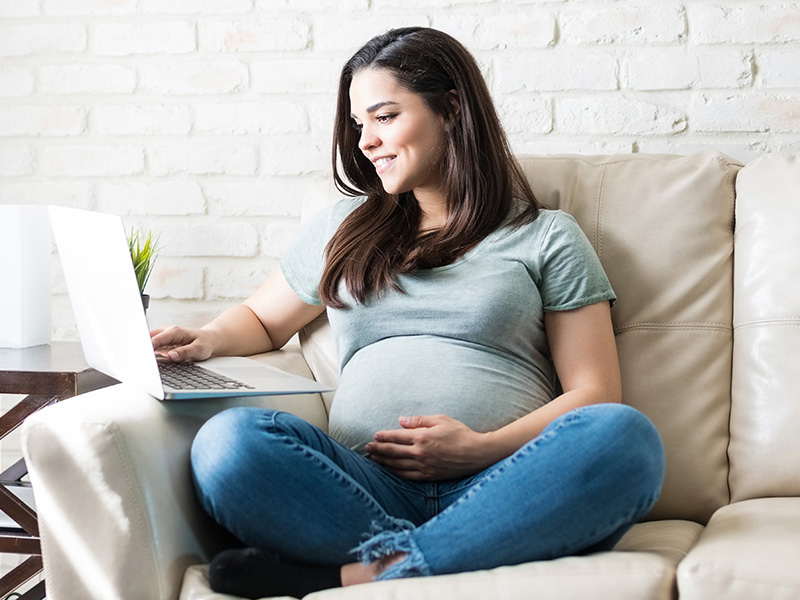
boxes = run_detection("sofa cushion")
[677,497,800,600]
[729,153,800,501]
[180,520,703,600]
[299,313,338,416]
[518,152,741,523]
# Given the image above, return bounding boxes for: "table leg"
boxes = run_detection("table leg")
[0,556,42,599]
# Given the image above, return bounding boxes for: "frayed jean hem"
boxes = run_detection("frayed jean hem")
[354,523,432,580]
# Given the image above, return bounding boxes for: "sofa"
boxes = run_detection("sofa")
[20,151,800,600]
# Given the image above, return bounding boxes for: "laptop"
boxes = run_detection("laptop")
[49,205,333,401]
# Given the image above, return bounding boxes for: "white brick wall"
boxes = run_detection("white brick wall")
[0,0,798,335]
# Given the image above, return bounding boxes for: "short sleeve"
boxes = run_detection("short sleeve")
[538,212,616,311]
[280,197,364,306]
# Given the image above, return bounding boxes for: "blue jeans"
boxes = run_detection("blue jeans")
[191,403,664,580]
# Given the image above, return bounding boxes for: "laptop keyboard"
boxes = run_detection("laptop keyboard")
[159,362,255,390]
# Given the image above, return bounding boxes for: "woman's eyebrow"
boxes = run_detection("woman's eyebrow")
[350,101,399,119]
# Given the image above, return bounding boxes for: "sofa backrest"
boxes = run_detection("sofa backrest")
[300,151,743,524]
[517,152,741,523]
[730,154,800,502]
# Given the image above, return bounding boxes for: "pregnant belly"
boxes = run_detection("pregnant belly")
[327,336,554,454]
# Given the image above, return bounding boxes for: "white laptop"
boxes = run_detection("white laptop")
[50,205,332,401]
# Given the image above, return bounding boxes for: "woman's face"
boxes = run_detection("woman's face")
[349,68,448,204]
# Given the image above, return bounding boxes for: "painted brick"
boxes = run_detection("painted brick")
[0,145,34,176]
[435,12,556,50]
[626,52,698,91]
[96,182,206,215]
[498,53,618,93]
[139,61,248,95]
[155,221,259,257]
[694,94,800,133]
[251,59,340,95]
[307,100,336,143]
[92,21,195,56]
[195,101,307,135]
[205,266,271,300]
[637,139,767,165]
[626,50,752,91]
[760,50,800,89]
[0,23,86,57]
[40,65,136,94]
[147,263,204,300]
[259,0,368,8]
[199,18,309,52]
[260,217,301,258]
[561,6,686,45]
[0,182,92,208]
[496,95,552,135]
[146,303,224,331]
[698,51,754,89]
[260,139,328,176]
[205,180,305,217]
[0,67,34,97]
[690,5,800,44]
[0,0,40,17]
[373,0,489,7]
[43,0,136,15]
[41,145,144,177]
[558,96,687,135]
[148,143,258,176]
[0,105,85,136]
[91,104,192,136]
[512,139,632,156]
[773,136,800,154]
[141,0,253,14]
[313,15,430,52]
[693,95,766,133]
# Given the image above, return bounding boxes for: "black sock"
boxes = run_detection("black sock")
[209,548,342,599]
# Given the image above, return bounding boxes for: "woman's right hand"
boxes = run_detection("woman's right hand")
[150,325,217,363]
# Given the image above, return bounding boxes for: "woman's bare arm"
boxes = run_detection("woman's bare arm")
[151,268,325,362]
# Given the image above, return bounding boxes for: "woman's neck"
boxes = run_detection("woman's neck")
[414,190,448,232]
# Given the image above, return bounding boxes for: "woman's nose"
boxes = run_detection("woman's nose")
[358,125,379,152]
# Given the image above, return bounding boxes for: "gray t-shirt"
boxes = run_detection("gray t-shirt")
[281,197,615,454]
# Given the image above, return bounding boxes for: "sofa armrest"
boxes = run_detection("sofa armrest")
[21,347,329,600]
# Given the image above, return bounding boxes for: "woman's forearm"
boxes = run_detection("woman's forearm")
[481,388,619,466]
[202,303,275,357]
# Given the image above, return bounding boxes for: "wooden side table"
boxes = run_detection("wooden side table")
[0,343,116,600]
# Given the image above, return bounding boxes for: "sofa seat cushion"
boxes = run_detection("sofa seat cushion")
[180,520,702,600]
[677,497,800,600]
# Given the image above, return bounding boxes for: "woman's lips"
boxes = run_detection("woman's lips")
[373,155,396,174]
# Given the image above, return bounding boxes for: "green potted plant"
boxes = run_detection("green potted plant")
[127,227,160,312]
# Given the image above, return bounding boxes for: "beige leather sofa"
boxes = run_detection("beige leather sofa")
[21,151,800,600]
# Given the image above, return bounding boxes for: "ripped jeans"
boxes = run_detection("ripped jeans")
[190,403,665,580]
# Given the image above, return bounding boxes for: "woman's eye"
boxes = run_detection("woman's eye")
[376,114,396,124]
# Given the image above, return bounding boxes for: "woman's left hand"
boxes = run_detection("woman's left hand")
[365,415,500,481]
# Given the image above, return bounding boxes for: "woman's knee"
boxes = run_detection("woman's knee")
[191,407,276,489]
[588,403,666,498]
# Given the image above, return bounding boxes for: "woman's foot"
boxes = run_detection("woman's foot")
[341,551,408,586]
[209,548,341,599]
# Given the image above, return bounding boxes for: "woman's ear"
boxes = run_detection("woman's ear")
[446,89,461,123]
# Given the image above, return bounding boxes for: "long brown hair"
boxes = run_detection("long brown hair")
[322,27,539,308]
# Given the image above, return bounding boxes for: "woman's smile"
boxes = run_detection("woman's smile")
[349,67,447,207]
